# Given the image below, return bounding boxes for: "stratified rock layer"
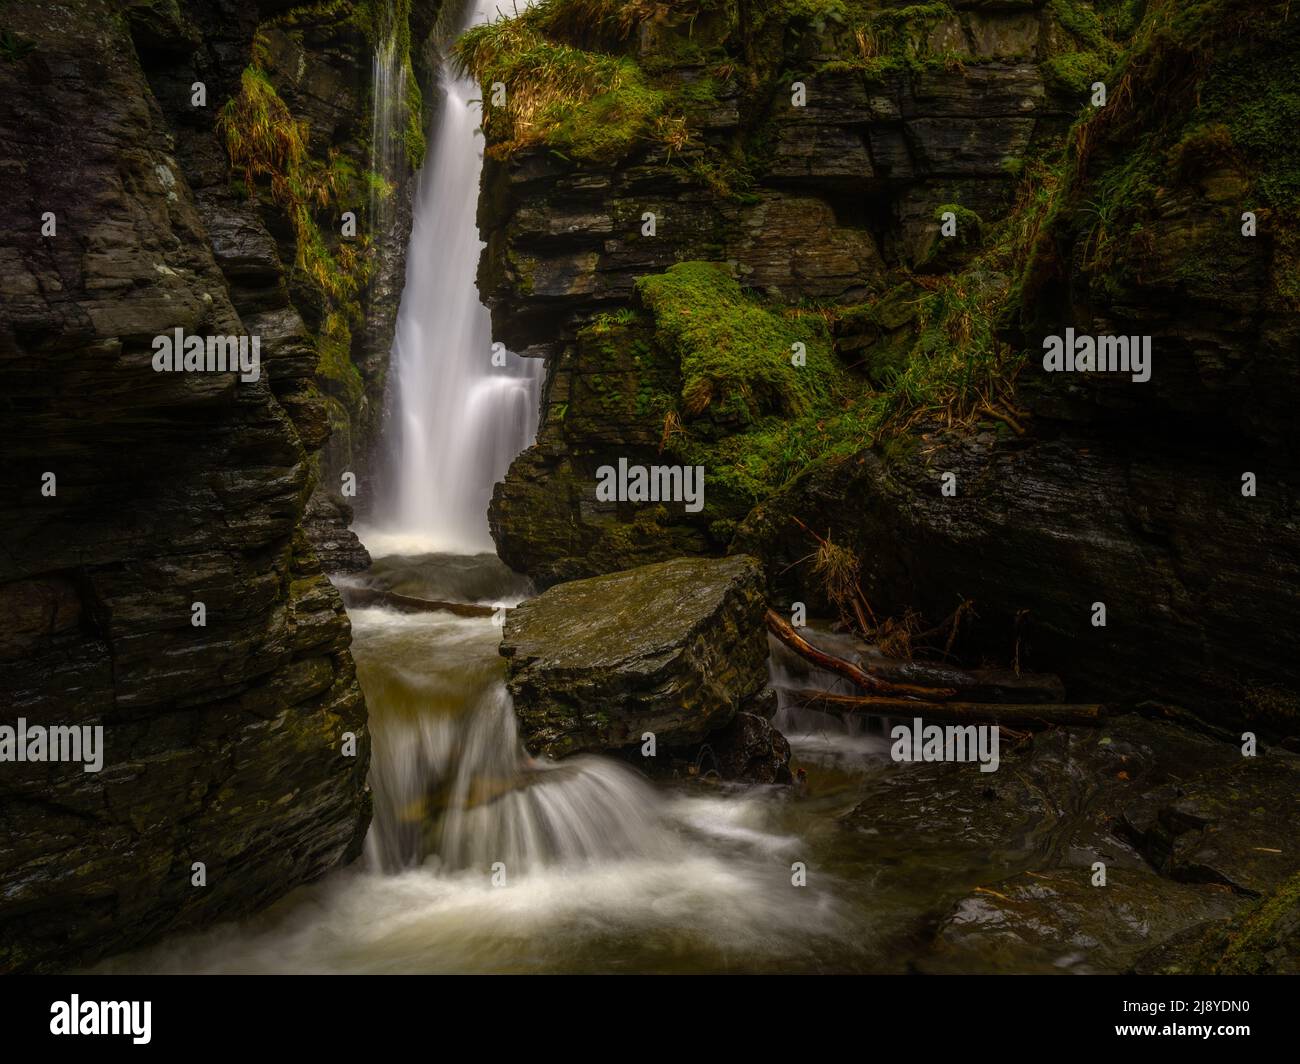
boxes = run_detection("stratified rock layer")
[501,556,769,758]
[0,0,431,971]
[485,1,1082,584]
[737,0,1300,730]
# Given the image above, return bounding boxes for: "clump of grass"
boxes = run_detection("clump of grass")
[635,261,847,421]
[219,66,309,201]
[0,26,36,62]
[219,66,373,305]
[456,15,679,162]
[812,535,862,612]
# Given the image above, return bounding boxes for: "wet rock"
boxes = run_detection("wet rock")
[0,0,403,971]
[301,492,371,575]
[704,710,793,785]
[1119,756,1300,896]
[1151,871,1300,975]
[840,712,1300,972]
[736,423,1300,733]
[501,556,769,758]
[928,867,1239,975]
[482,4,1080,583]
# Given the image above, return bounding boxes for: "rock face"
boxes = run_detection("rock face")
[501,556,769,758]
[705,710,793,785]
[483,1,1086,585]
[0,0,433,972]
[736,0,1300,731]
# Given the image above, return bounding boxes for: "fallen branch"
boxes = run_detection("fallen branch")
[338,586,500,618]
[860,659,1065,704]
[785,688,1110,729]
[764,609,956,699]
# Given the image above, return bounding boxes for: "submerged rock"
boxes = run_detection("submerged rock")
[501,556,769,758]
[704,709,793,785]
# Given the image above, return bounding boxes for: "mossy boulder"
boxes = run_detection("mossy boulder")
[501,555,769,758]
[1191,871,1300,975]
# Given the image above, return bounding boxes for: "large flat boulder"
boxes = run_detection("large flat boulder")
[500,556,769,758]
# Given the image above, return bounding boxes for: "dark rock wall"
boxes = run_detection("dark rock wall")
[0,0,433,972]
[480,0,1299,731]
[485,1,1085,584]
[738,0,1300,729]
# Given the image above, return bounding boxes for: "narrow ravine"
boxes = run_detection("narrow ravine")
[91,1,885,974]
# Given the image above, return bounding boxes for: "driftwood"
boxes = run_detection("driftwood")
[338,586,499,618]
[860,660,1065,703]
[786,688,1109,729]
[764,609,957,699]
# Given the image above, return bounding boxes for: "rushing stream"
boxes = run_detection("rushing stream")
[100,553,908,972]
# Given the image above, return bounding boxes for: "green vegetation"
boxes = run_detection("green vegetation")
[0,26,35,62]
[455,13,688,162]
[219,65,372,305]
[1014,0,1300,315]
[636,262,846,421]
[1191,871,1300,974]
[217,0,429,441]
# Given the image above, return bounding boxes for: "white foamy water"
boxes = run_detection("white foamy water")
[769,637,894,765]
[96,605,862,974]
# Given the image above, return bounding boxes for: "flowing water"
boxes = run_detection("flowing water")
[92,1,950,975]
[375,0,542,553]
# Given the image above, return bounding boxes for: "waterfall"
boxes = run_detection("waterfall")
[354,1,655,878]
[360,624,667,875]
[378,0,542,553]
[368,31,405,238]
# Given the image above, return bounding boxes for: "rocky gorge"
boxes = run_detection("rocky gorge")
[1,0,1297,977]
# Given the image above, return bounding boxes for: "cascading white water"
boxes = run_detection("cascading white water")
[357,1,654,878]
[381,0,542,553]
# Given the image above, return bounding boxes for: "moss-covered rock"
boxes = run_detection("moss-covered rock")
[501,555,769,757]
[1190,871,1300,975]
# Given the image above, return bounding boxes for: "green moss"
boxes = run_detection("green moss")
[1015,0,1300,319]
[401,57,426,167]
[1192,871,1300,974]
[316,311,365,408]
[636,262,845,422]
[547,77,672,162]
[1042,50,1109,93]
[934,203,983,246]
[456,13,686,162]
[1048,0,1111,52]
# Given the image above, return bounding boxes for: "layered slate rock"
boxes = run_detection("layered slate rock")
[501,556,769,758]
[737,0,1300,732]
[484,1,1084,585]
[0,0,439,970]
